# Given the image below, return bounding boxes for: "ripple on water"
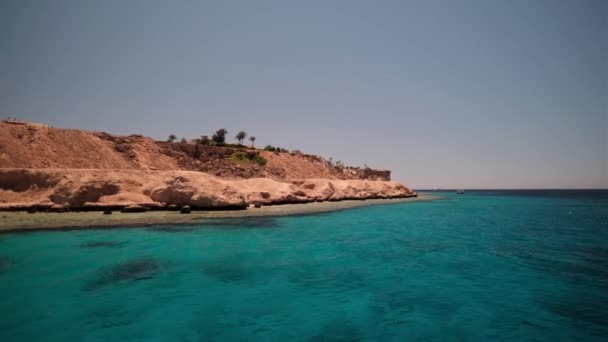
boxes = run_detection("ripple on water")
[497,247,608,281]
[369,286,461,331]
[287,263,369,293]
[80,241,125,248]
[197,217,281,229]
[343,235,448,266]
[0,256,11,273]
[200,260,253,283]
[82,304,134,330]
[540,293,608,331]
[146,226,198,233]
[310,318,363,341]
[84,257,160,291]
[573,247,608,277]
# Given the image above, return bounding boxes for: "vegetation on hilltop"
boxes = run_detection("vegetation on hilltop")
[235,131,247,145]
[212,129,228,145]
[228,151,267,166]
[163,128,386,177]
[264,145,288,153]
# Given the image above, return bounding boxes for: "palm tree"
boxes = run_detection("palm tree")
[193,143,201,158]
[212,129,228,145]
[249,136,256,148]
[235,131,247,145]
[167,134,177,143]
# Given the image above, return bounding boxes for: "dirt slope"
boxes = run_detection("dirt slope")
[0,121,385,180]
[0,121,177,170]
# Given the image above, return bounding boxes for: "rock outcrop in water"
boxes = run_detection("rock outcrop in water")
[0,121,416,211]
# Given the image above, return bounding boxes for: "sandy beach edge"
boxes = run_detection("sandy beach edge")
[0,193,442,233]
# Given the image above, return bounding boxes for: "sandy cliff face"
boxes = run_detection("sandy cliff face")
[0,121,415,211]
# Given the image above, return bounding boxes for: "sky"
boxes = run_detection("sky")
[1,0,606,189]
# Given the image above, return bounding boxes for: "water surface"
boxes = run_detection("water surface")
[0,191,607,341]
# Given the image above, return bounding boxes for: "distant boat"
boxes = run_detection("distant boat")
[456,189,465,194]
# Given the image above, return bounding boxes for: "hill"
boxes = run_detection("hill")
[0,120,415,211]
[0,120,391,180]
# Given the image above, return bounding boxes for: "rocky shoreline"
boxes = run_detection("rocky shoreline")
[0,195,435,233]
[0,168,416,213]
[1,121,418,216]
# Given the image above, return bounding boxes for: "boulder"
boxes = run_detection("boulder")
[48,204,69,213]
[149,180,196,206]
[190,193,246,209]
[121,205,148,213]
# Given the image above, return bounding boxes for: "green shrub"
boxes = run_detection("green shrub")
[263,145,291,153]
[228,151,267,166]
[229,151,249,161]
[251,154,267,166]
[225,142,247,148]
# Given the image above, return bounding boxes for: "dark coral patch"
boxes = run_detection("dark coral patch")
[310,319,363,341]
[80,241,125,248]
[147,226,198,233]
[84,258,160,290]
[201,261,251,283]
[288,264,369,292]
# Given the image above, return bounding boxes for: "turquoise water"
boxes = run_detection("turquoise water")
[1,191,607,341]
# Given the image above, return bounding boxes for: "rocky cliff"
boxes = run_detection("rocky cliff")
[0,121,415,211]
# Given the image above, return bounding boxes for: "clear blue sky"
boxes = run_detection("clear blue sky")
[1,0,606,189]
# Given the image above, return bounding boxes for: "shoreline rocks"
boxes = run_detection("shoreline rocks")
[120,204,148,213]
[0,169,416,212]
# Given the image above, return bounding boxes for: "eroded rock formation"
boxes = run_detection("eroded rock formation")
[0,169,415,211]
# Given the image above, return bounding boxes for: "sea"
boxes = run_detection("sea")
[0,190,607,341]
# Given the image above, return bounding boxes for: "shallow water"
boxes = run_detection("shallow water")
[0,191,607,341]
